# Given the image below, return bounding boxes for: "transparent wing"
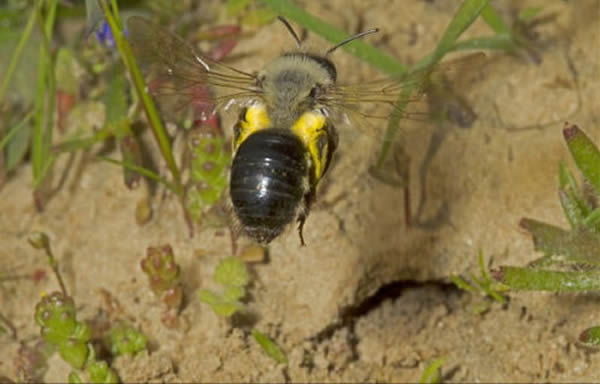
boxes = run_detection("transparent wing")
[127,16,261,122]
[322,53,486,141]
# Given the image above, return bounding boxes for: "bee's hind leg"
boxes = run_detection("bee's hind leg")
[297,215,307,246]
[297,186,317,246]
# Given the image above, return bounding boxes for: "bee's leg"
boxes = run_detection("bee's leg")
[297,186,317,246]
[297,218,306,246]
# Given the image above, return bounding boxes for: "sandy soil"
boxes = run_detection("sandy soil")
[1,0,600,382]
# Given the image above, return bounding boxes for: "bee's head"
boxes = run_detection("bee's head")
[258,53,335,119]
[255,17,378,127]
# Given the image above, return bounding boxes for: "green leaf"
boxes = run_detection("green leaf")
[252,329,287,364]
[520,218,600,266]
[420,358,445,384]
[583,208,600,231]
[558,160,590,218]
[198,289,241,317]
[558,189,585,229]
[87,360,119,384]
[450,275,478,293]
[563,123,600,194]
[450,250,507,305]
[214,257,249,287]
[3,111,33,171]
[559,160,578,190]
[557,188,584,229]
[31,0,58,189]
[198,289,220,306]
[59,340,89,370]
[223,285,245,302]
[105,321,147,357]
[494,266,600,292]
[480,4,510,35]
[431,0,489,63]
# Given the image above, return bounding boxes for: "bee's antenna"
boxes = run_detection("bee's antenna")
[325,28,379,56]
[278,16,302,48]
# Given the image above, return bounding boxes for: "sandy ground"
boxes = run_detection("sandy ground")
[1,0,600,382]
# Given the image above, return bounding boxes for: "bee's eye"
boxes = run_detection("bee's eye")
[309,84,322,99]
[256,74,266,88]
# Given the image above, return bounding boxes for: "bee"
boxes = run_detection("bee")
[127,16,480,245]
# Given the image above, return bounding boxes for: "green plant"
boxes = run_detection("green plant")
[251,329,287,364]
[104,321,148,357]
[35,292,93,370]
[420,358,445,384]
[100,2,241,234]
[198,257,288,363]
[184,124,232,228]
[0,0,157,208]
[492,122,600,346]
[198,256,249,317]
[98,0,183,196]
[29,233,119,383]
[451,250,508,314]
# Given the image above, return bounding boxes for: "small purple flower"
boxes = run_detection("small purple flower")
[95,21,116,47]
[95,21,127,48]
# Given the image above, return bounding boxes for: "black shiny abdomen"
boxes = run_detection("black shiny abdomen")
[230,129,308,244]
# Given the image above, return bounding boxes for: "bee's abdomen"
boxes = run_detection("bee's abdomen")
[230,129,308,244]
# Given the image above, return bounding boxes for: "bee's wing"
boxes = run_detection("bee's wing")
[322,53,486,141]
[127,16,260,122]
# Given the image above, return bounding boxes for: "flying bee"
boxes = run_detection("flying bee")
[127,16,482,245]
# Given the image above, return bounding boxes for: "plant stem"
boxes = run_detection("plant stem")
[101,0,183,195]
[29,232,67,295]
[31,0,58,191]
